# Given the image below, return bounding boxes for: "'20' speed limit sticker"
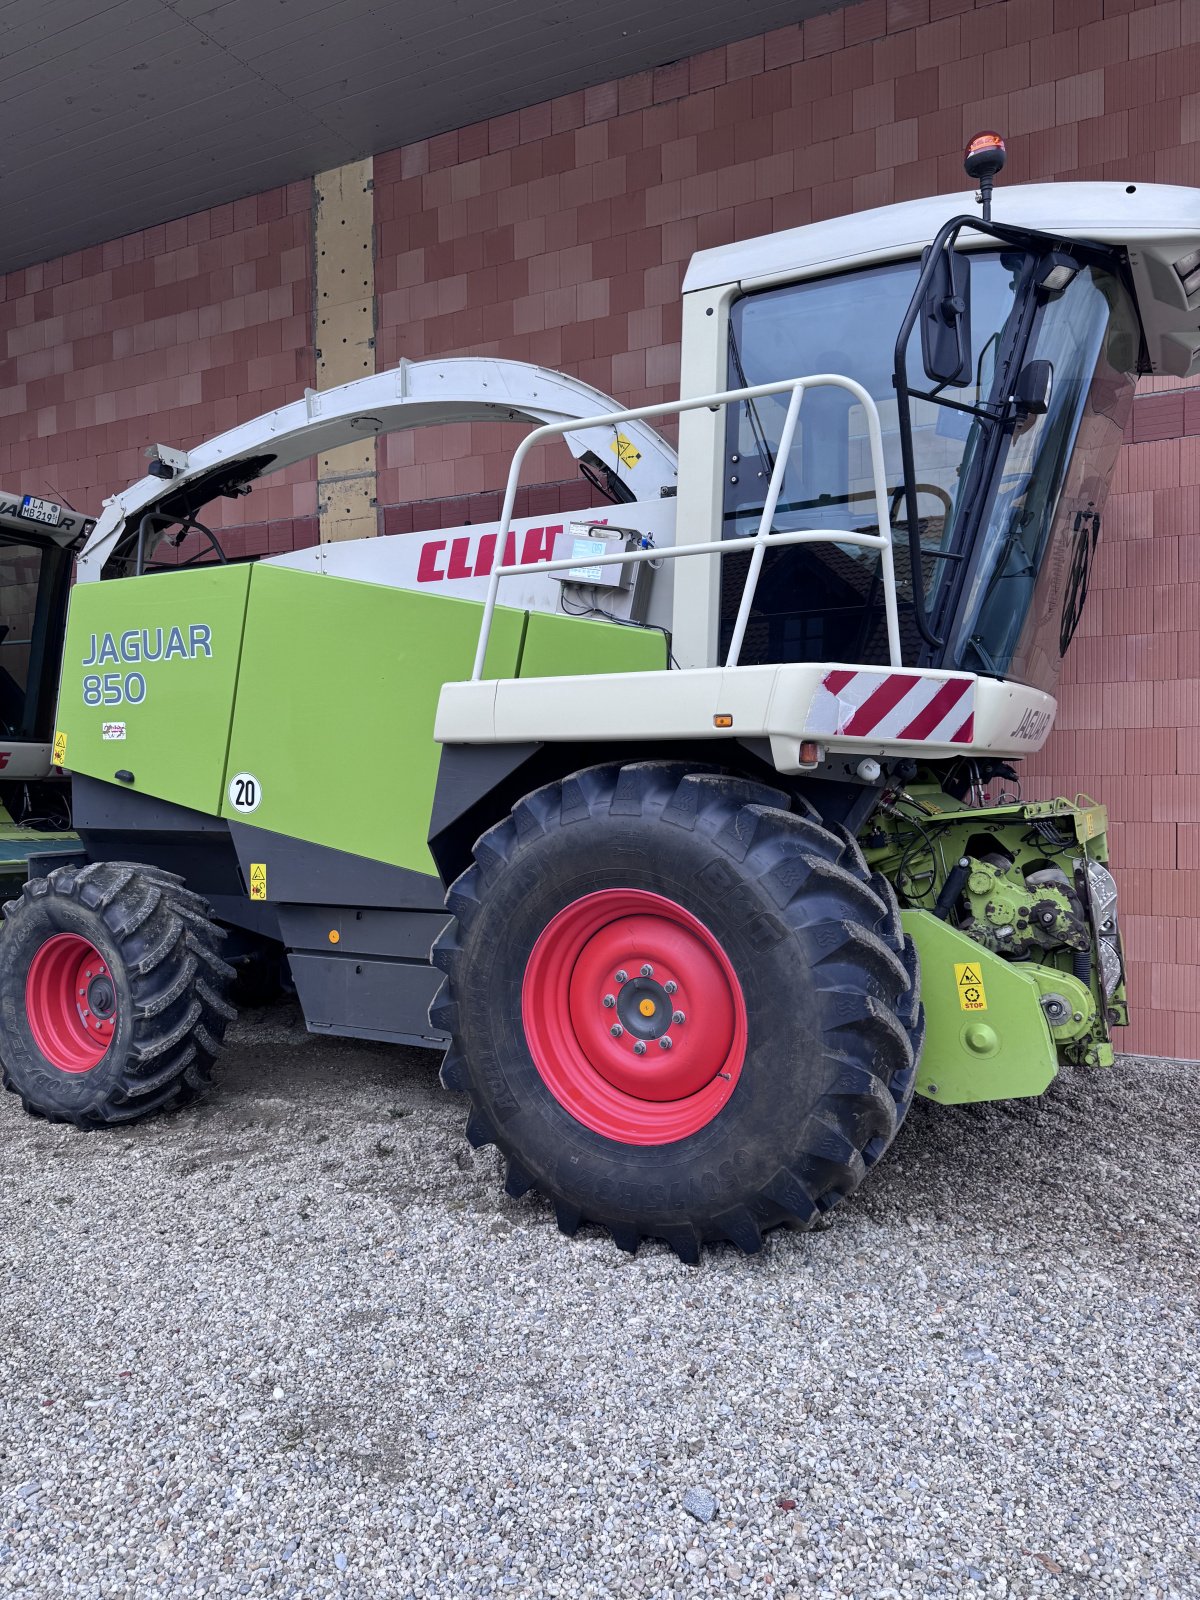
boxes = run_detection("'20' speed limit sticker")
[228,772,262,814]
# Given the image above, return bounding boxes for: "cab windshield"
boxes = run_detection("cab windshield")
[722,250,1137,695]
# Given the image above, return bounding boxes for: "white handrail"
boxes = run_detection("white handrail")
[469,374,901,681]
[725,381,805,668]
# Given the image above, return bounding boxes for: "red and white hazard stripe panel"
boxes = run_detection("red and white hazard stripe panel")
[810,669,975,744]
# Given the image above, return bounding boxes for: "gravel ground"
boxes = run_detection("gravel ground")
[0,1007,1196,1600]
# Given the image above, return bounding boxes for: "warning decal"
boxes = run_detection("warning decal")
[610,433,642,470]
[249,863,267,902]
[954,962,987,1011]
[52,729,67,768]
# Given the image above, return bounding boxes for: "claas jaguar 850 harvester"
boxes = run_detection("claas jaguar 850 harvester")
[1,139,1194,1258]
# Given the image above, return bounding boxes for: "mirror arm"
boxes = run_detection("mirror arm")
[907,386,1000,420]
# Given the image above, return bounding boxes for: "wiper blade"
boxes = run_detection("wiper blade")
[727,325,776,484]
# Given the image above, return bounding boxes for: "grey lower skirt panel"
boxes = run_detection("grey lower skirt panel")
[288,952,446,1049]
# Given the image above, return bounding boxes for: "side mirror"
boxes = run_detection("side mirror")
[920,244,973,387]
[1012,359,1053,433]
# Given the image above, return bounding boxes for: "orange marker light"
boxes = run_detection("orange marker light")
[964,131,1007,184]
[965,131,1005,160]
[329,929,340,944]
[713,713,733,728]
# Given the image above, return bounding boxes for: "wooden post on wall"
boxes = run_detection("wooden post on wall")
[314,158,376,542]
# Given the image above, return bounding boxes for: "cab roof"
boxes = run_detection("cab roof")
[682,181,1200,378]
[0,489,94,548]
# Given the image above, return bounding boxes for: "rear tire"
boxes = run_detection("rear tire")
[432,762,921,1260]
[0,861,236,1127]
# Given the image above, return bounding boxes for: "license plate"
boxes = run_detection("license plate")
[20,495,62,527]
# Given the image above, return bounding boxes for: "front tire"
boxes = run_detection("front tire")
[0,861,236,1127]
[432,762,921,1260]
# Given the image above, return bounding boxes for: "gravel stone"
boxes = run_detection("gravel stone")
[681,1488,717,1523]
[0,1007,1196,1598]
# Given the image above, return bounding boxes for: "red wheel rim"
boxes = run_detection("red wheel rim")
[25,933,117,1073]
[522,889,747,1145]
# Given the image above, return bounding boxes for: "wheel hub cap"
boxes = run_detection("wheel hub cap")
[86,974,116,1020]
[616,975,672,1041]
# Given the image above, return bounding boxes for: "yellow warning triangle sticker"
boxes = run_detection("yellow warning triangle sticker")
[250,864,266,882]
[957,964,980,986]
[610,433,642,470]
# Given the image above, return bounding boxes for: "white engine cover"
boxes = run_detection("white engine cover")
[435,661,1057,769]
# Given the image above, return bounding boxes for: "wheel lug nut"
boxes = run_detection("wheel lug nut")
[602,994,616,1008]
[615,970,628,984]
[659,1035,672,1050]
[610,1024,623,1038]
[633,1041,647,1055]
[640,964,653,978]
[672,1010,686,1025]
[664,981,677,995]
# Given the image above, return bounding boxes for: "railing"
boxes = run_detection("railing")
[469,374,901,681]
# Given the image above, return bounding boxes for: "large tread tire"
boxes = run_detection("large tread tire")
[0,860,236,1128]
[433,762,921,1260]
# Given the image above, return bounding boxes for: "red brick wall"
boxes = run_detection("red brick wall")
[0,0,1196,1054]
[0,183,317,556]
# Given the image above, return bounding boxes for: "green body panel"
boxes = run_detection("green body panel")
[902,910,1060,1104]
[519,609,667,677]
[54,562,666,878]
[56,566,253,816]
[51,561,666,876]
[223,566,525,873]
